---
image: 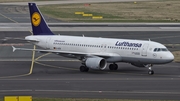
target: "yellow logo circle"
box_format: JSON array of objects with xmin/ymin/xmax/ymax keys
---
[{"xmin": 32, "ymin": 12, "xmax": 41, "ymax": 27}]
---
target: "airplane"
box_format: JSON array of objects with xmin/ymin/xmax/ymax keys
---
[{"xmin": 12, "ymin": 3, "xmax": 174, "ymax": 75}]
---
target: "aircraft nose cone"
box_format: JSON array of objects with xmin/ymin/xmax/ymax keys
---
[{"xmin": 167, "ymin": 53, "xmax": 174, "ymax": 62}]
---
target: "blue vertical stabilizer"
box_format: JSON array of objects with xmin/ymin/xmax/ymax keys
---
[{"xmin": 28, "ymin": 3, "xmax": 54, "ymax": 35}]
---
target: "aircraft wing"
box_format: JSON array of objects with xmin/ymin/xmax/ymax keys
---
[{"xmin": 12, "ymin": 46, "xmax": 120, "ymax": 58}]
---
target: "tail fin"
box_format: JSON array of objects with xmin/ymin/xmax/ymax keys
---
[{"xmin": 28, "ymin": 3, "xmax": 54, "ymax": 35}]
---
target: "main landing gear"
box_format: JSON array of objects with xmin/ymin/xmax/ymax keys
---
[
  {"xmin": 80, "ymin": 65, "xmax": 89, "ymax": 72},
  {"xmin": 79, "ymin": 58, "xmax": 89, "ymax": 72},
  {"xmin": 146, "ymin": 64, "xmax": 154, "ymax": 75},
  {"xmin": 109, "ymin": 63, "xmax": 118, "ymax": 70}
]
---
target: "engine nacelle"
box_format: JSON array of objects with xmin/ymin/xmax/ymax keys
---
[{"xmin": 85, "ymin": 57, "xmax": 107, "ymax": 70}]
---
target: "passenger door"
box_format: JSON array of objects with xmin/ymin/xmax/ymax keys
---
[
  {"xmin": 46, "ymin": 37, "xmax": 51, "ymax": 49},
  {"xmin": 141, "ymin": 43, "xmax": 149, "ymax": 56}
]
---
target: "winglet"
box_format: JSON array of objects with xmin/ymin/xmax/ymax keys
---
[{"xmin": 12, "ymin": 46, "xmax": 16, "ymax": 52}]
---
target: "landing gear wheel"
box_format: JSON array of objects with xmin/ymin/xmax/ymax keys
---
[
  {"xmin": 80, "ymin": 66, "xmax": 89, "ymax": 72},
  {"xmin": 148, "ymin": 70, "xmax": 154, "ymax": 75},
  {"xmin": 114, "ymin": 64, "xmax": 118, "ymax": 70},
  {"xmin": 109, "ymin": 64, "xmax": 118, "ymax": 70},
  {"xmin": 109, "ymin": 64, "xmax": 114, "ymax": 70},
  {"xmin": 85, "ymin": 67, "xmax": 89, "ymax": 72}
]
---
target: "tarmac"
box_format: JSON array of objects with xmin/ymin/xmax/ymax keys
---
[{"xmin": 0, "ymin": 1, "xmax": 180, "ymax": 100}]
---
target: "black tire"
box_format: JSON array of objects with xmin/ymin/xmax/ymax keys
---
[
  {"xmin": 80, "ymin": 66, "xmax": 89, "ymax": 72},
  {"xmin": 109, "ymin": 64, "xmax": 118, "ymax": 70},
  {"xmin": 109, "ymin": 64, "xmax": 114, "ymax": 70},
  {"xmin": 114, "ymin": 64, "xmax": 118, "ymax": 70},
  {"xmin": 80, "ymin": 66, "xmax": 85, "ymax": 72},
  {"xmin": 148, "ymin": 70, "xmax": 154, "ymax": 75},
  {"xmin": 85, "ymin": 67, "xmax": 89, "ymax": 72}
]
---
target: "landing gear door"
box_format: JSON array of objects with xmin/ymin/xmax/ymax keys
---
[{"xmin": 141, "ymin": 43, "xmax": 149, "ymax": 56}]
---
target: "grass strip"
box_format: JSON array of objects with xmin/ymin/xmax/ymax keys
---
[
  {"xmin": 39, "ymin": 0, "xmax": 180, "ymax": 22},
  {"xmin": 0, "ymin": 0, "xmax": 54, "ymax": 3}
]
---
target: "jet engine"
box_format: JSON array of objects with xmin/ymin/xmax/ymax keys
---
[{"xmin": 85, "ymin": 57, "xmax": 107, "ymax": 70}]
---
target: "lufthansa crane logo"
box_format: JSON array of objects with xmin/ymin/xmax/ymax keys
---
[{"xmin": 32, "ymin": 12, "xmax": 41, "ymax": 27}]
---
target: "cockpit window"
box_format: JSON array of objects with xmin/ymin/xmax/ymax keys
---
[
  {"xmin": 154, "ymin": 48, "xmax": 168, "ymax": 52},
  {"xmin": 161, "ymin": 48, "xmax": 168, "ymax": 51}
]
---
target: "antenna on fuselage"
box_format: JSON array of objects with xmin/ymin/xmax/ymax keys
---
[
  {"xmin": 149, "ymin": 39, "xmax": 151, "ymax": 41},
  {"xmin": 82, "ymin": 34, "xmax": 85, "ymax": 37}
]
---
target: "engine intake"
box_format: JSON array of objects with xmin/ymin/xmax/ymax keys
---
[{"xmin": 85, "ymin": 57, "xmax": 107, "ymax": 70}]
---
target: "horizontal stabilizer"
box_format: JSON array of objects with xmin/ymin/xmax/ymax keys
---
[
  {"xmin": 4, "ymin": 37, "xmax": 39, "ymax": 42},
  {"xmin": 12, "ymin": 46, "xmax": 16, "ymax": 52}
]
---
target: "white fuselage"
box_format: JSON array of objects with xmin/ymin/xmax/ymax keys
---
[{"xmin": 26, "ymin": 35, "xmax": 174, "ymax": 64}]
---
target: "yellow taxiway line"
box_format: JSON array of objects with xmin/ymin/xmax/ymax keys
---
[
  {"xmin": 35, "ymin": 53, "xmax": 52, "ymax": 61},
  {"xmin": 0, "ymin": 45, "xmax": 36, "ymax": 78},
  {"xmin": 29, "ymin": 45, "xmax": 36, "ymax": 74},
  {"xmin": 0, "ymin": 29, "xmax": 35, "ymax": 78}
]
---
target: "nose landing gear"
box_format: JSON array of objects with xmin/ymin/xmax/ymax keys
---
[{"xmin": 146, "ymin": 64, "xmax": 154, "ymax": 75}]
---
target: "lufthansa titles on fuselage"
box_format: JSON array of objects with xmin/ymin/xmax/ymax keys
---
[
  {"xmin": 53, "ymin": 40, "xmax": 65, "ymax": 44},
  {"xmin": 54, "ymin": 40, "xmax": 65, "ymax": 43},
  {"xmin": 115, "ymin": 41, "xmax": 142, "ymax": 47}
]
